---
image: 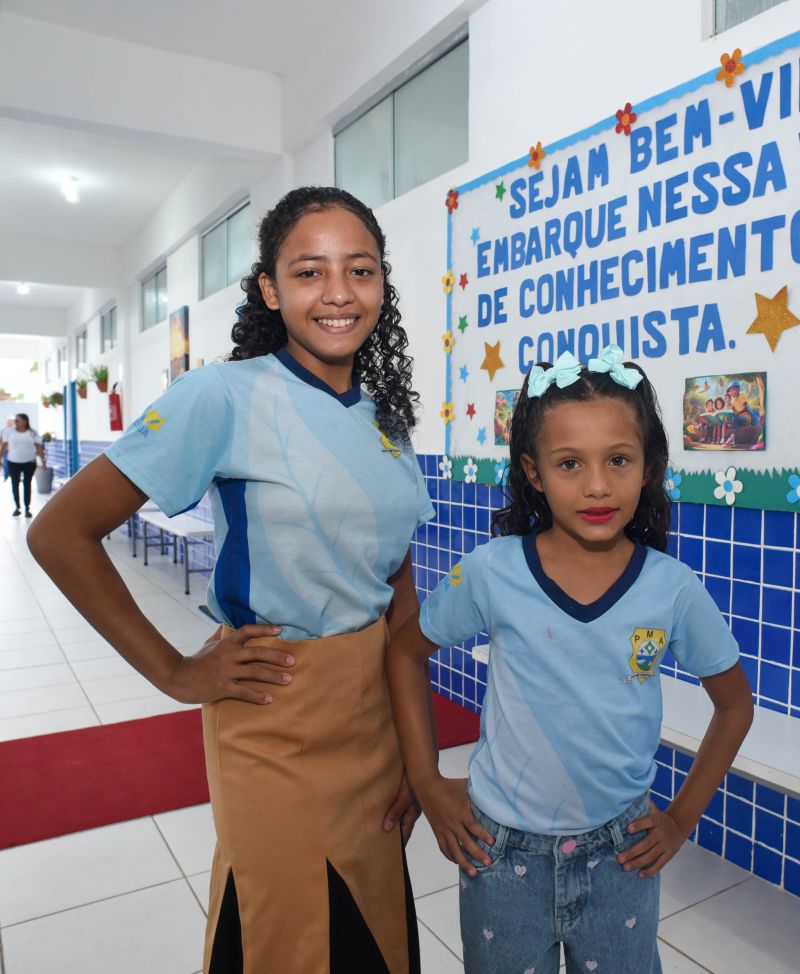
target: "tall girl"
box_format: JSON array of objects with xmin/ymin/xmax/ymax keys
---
[
  {"xmin": 387, "ymin": 347, "xmax": 753, "ymax": 974},
  {"xmin": 29, "ymin": 187, "xmax": 433, "ymax": 973}
]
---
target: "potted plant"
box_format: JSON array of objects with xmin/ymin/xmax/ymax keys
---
[
  {"xmin": 91, "ymin": 364, "xmax": 109, "ymax": 393},
  {"xmin": 41, "ymin": 393, "xmax": 51, "ymax": 409},
  {"xmin": 35, "ymin": 433, "xmax": 55, "ymax": 494},
  {"xmin": 76, "ymin": 377, "xmax": 88, "ymax": 399},
  {"xmin": 50, "ymin": 391, "xmax": 64, "ymax": 407}
]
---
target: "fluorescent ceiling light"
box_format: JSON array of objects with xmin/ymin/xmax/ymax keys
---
[
  {"xmin": 17, "ymin": 283, "xmax": 30, "ymax": 295},
  {"xmin": 61, "ymin": 176, "xmax": 79, "ymax": 204}
]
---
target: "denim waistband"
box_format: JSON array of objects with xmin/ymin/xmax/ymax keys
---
[{"xmin": 472, "ymin": 793, "xmax": 651, "ymax": 861}]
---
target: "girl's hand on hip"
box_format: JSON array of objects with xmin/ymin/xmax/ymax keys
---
[
  {"xmin": 617, "ymin": 801, "xmax": 684, "ymax": 877},
  {"xmin": 165, "ymin": 624, "xmax": 292, "ymax": 705},
  {"xmin": 417, "ymin": 776, "xmax": 495, "ymax": 877},
  {"xmin": 382, "ymin": 774, "xmax": 421, "ymax": 846}
]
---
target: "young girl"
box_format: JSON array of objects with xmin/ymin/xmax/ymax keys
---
[
  {"xmin": 29, "ymin": 187, "xmax": 433, "ymax": 974},
  {"xmin": 387, "ymin": 346, "xmax": 753, "ymax": 974}
]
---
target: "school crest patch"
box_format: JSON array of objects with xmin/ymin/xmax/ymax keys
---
[{"xmin": 623, "ymin": 627, "xmax": 668, "ymax": 684}]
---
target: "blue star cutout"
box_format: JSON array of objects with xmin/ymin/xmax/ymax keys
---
[
  {"xmin": 470, "ymin": 227, "xmax": 480, "ymax": 245},
  {"xmin": 476, "ymin": 427, "xmax": 487, "ymax": 445},
  {"xmin": 459, "ymin": 365, "xmax": 469, "ymax": 383}
]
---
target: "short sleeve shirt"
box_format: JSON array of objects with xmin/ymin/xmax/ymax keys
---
[
  {"xmin": 420, "ymin": 534, "xmax": 739, "ymax": 834},
  {"xmin": 106, "ymin": 349, "xmax": 434, "ymax": 639},
  {"xmin": 2, "ymin": 428, "xmax": 41, "ymax": 463}
]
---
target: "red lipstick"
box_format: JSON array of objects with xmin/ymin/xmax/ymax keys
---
[{"xmin": 579, "ymin": 508, "xmax": 617, "ymax": 524}]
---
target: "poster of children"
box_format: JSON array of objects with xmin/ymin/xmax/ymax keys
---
[
  {"xmin": 683, "ymin": 373, "xmax": 765, "ymax": 451},
  {"xmin": 494, "ymin": 388, "xmax": 520, "ymax": 445}
]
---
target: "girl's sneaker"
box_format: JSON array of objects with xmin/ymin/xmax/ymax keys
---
[
  {"xmin": 25, "ymin": 508, "xmax": 32, "ymax": 518},
  {"xmin": 12, "ymin": 508, "xmax": 21, "ymax": 516}
]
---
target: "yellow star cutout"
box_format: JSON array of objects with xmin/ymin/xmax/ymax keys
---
[
  {"xmin": 480, "ymin": 340, "xmax": 504, "ymax": 381},
  {"xmin": 746, "ymin": 285, "xmax": 800, "ymax": 352}
]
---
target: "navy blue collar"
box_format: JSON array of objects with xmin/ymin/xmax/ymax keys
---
[
  {"xmin": 273, "ymin": 346, "xmax": 361, "ymax": 407},
  {"xmin": 522, "ymin": 533, "xmax": 647, "ymax": 623}
]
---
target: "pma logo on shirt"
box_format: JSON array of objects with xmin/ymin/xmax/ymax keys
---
[
  {"xmin": 622, "ymin": 627, "xmax": 668, "ymax": 684},
  {"xmin": 132, "ymin": 410, "xmax": 164, "ymax": 438}
]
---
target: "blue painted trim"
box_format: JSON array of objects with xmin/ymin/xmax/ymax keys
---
[
  {"xmin": 455, "ymin": 29, "xmax": 800, "ymax": 196},
  {"xmin": 214, "ymin": 480, "xmax": 256, "ymax": 628},
  {"xmin": 68, "ymin": 381, "xmax": 80, "ymax": 475}
]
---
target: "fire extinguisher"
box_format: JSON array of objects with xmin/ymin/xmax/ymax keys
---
[{"xmin": 109, "ymin": 382, "xmax": 123, "ymax": 432}]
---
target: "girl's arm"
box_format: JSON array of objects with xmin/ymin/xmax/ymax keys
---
[
  {"xmin": 386, "ymin": 612, "xmax": 494, "ymax": 874},
  {"xmin": 27, "ymin": 455, "xmax": 292, "ymax": 704},
  {"xmin": 619, "ymin": 660, "xmax": 753, "ymax": 877}
]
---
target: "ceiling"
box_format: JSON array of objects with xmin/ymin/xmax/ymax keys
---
[{"xmin": 0, "ymin": 0, "xmax": 347, "ymax": 74}]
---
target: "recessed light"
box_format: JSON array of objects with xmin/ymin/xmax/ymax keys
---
[
  {"xmin": 60, "ymin": 176, "xmax": 79, "ymax": 204},
  {"xmin": 17, "ymin": 283, "xmax": 30, "ymax": 296}
]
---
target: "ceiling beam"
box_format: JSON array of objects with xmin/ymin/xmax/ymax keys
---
[
  {"xmin": 0, "ymin": 306, "xmax": 68, "ymax": 339},
  {"xmin": 0, "ymin": 234, "xmax": 121, "ymax": 290}
]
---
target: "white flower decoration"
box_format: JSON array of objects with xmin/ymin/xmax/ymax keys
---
[
  {"xmin": 463, "ymin": 458, "xmax": 478, "ymax": 483},
  {"xmin": 713, "ymin": 466, "xmax": 743, "ymax": 506},
  {"xmin": 439, "ymin": 455, "xmax": 452, "ymax": 480}
]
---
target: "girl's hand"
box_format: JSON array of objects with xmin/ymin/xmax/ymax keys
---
[
  {"xmin": 165, "ymin": 624, "xmax": 292, "ymax": 705},
  {"xmin": 416, "ymin": 776, "xmax": 495, "ymax": 877},
  {"xmin": 382, "ymin": 774, "xmax": 421, "ymax": 846},
  {"xmin": 617, "ymin": 801, "xmax": 685, "ymax": 877}
]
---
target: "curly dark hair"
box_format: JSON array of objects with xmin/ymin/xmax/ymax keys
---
[
  {"xmin": 230, "ymin": 186, "xmax": 418, "ymax": 441},
  {"xmin": 491, "ymin": 362, "xmax": 672, "ymax": 551}
]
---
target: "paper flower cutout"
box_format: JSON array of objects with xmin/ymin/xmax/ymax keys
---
[
  {"xmin": 440, "ymin": 401, "xmax": 455, "ymax": 424},
  {"xmin": 442, "ymin": 270, "xmax": 455, "ymax": 294},
  {"xmin": 464, "ymin": 458, "xmax": 478, "ymax": 484},
  {"xmin": 495, "ymin": 461, "xmax": 509, "ymax": 486},
  {"xmin": 445, "ymin": 188, "xmax": 459, "ymax": 213},
  {"xmin": 713, "ymin": 466, "xmax": 743, "ymax": 506},
  {"xmin": 442, "ymin": 331, "xmax": 456, "ymax": 353},
  {"xmin": 664, "ymin": 468, "xmax": 682, "ymax": 501},
  {"xmin": 615, "ymin": 103, "xmax": 637, "ymax": 135},
  {"xmin": 717, "ymin": 48, "xmax": 745, "ymax": 88},
  {"xmin": 459, "ymin": 272, "xmax": 469, "ymax": 290},
  {"xmin": 439, "ymin": 455, "xmax": 453, "ymax": 480},
  {"xmin": 786, "ymin": 473, "xmax": 800, "ymax": 504},
  {"xmin": 527, "ymin": 141, "xmax": 546, "ymax": 170}
]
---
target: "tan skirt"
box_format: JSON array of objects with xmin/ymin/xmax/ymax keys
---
[{"xmin": 201, "ymin": 616, "xmax": 418, "ymax": 973}]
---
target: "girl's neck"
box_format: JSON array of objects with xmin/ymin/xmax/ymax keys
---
[{"xmin": 535, "ymin": 526, "xmax": 635, "ymax": 606}]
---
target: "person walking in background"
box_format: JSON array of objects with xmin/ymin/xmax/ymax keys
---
[{"xmin": 0, "ymin": 413, "xmax": 45, "ymax": 517}]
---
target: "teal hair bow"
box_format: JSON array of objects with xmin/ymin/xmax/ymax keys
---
[
  {"xmin": 587, "ymin": 344, "xmax": 642, "ymax": 390},
  {"xmin": 525, "ymin": 345, "xmax": 642, "ymax": 398},
  {"xmin": 526, "ymin": 351, "xmax": 582, "ymax": 397}
]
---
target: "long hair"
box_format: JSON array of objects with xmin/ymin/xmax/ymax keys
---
[
  {"xmin": 492, "ymin": 362, "xmax": 672, "ymax": 551},
  {"xmin": 230, "ymin": 186, "xmax": 418, "ymax": 441}
]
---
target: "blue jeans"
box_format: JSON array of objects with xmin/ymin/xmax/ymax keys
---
[{"xmin": 460, "ymin": 794, "xmax": 662, "ymax": 974}]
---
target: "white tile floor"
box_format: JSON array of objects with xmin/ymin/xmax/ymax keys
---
[{"xmin": 1, "ymin": 499, "xmax": 799, "ymax": 972}]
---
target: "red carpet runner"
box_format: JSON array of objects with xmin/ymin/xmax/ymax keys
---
[{"xmin": 0, "ymin": 692, "xmax": 480, "ymax": 849}]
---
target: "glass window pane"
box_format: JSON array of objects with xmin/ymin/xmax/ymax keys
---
[
  {"xmin": 715, "ymin": 0, "xmax": 785, "ymax": 31},
  {"xmin": 142, "ymin": 277, "xmax": 156, "ymax": 330},
  {"xmin": 227, "ymin": 205, "xmax": 252, "ymax": 286},
  {"xmin": 335, "ymin": 96, "xmax": 394, "ymax": 209},
  {"xmin": 202, "ymin": 222, "xmax": 227, "ymax": 298},
  {"xmin": 394, "ymin": 42, "xmax": 468, "ymax": 196},
  {"xmin": 155, "ymin": 268, "xmax": 168, "ymax": 323}
]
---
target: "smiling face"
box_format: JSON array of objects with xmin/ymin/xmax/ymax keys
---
[
  {"xmin": 258, "ymin": 206, "xmax": 384, "ymax": 388},
  {"xmin": 520, "ymin": 396, "xmax": 646, "ymax": 551}
]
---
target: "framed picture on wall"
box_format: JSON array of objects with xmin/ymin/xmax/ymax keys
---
[
  {"xmin": 169, "ymin": 305, "xmax": 190, "ymax": 383},
  {"xmin": 683, "ymin": 373, "xmax": 766, "ymax": 452}
]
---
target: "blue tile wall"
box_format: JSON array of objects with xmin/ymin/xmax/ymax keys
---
[{"xmin": 413, "ymin": 455, "xmax": 799, "ymax": 898}]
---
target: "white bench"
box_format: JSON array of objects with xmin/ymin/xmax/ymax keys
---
[
  {"xmin": 128, "ymin": 502, "xmax": 160, "ymax": 558},
  {"xmin": 138, "ymin": 509, "xmax": 214, "ymax": 595}
]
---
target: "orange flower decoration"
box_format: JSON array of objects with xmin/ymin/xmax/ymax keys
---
[
  {"xmin": 615, "ymin": 102, "xmax": 637, "ymax": 136},
  {"xmin": 717, "ymin": 48, "xmax": 745, "ymax": 88},
  {"xmin": 440, "ymin": 401, "xmax": 455, "ymax": 424},
  {"xmin": 445, "ymin": 188, "xmax": 459, "ymax": 213},
  {"xmin": 528, "ymin": 141, "xmax": 546, "ymax": 170},
  {"xmin": 442, "ymin": 270, "xmax": 456, "ymax": 294},
  {"xmin": 441, "ymin": 331, "xmax": 456, "ymax": 353}
]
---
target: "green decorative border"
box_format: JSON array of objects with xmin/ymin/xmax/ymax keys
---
[{"xmin": 441, "ymin": 458, "xmax": 800, "ymax": 513}]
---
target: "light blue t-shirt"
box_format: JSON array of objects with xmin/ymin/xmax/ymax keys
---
[
  {"xmin": 107, "ymin": 349, "xmax": 434, "ymax": 640},
  {"xmin": 420, "ymin": 534, "xmax": 739, "ymax": 835}
]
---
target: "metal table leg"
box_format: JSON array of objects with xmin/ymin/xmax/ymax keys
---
[{"xmin": 184, "ymin": 537, "xmax": 190, "ymax": 595}]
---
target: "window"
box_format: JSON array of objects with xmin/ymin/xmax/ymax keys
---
[
  {"xmin": 56, "ymin": 346, "xmax": 67, "ymax": 380},
  {"xmin": 714, "ymin": 0, "xmax": 787, "ymax": 32},
  {"xmin": 76, "ymin": 328, "xmax": 87, "ymax": 365},
  {"xmin": 335, "ymin": 38, "xmax": 468, "ymax": 208},
  {"xmin": 100, "ymin": 307, "xmax": 117, "ymax": 352},
  {"xmin": 201, "ymin": 202, "xmax": 252, "ymax": 299},
  {"xmin": 142, "ymin": 266, "xmax": 167, "ymax": 330}
]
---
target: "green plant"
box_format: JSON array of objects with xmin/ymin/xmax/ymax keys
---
[
  {"xmin": 50, "ymin": 391, "xmax": 64, "ymax": 406},
  {"xmin": 90, "ymin": 364, "xmax": 109, "ymax": 382}
]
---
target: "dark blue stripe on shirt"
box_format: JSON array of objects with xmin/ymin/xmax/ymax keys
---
[{"xmin": 214, "ymin": 479, "xmax": 256, "ymax": 628}]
